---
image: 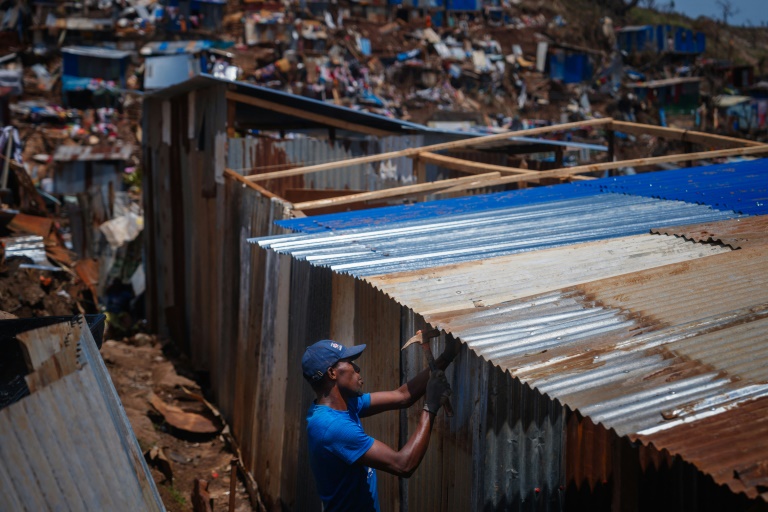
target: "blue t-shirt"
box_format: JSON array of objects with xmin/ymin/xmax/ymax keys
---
[{"xmin": 306, "ymin": 394, "xmax": 379, "ymax": 512}]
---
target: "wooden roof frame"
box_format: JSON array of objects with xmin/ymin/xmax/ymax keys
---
[{"xmin": 224, "ymin": 119, "xmax": 768, "ymax": 216}]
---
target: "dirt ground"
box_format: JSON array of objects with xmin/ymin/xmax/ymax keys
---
[{"xmin": 102, "ymin": 335, "xmax": 257, "ymax": 512}]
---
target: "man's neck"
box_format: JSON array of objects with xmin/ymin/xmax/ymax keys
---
[{"xmin": 316, "ymin": 387, "xmax": 348, "ymax": 411}]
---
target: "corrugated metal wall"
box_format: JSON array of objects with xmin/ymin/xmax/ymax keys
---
[{"xmin": 227, "ymin": 134, "xmax": 425, "ymax": 198}]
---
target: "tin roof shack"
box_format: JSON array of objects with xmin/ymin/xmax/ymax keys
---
[
  {"xmin": 0, "ymin": 53, "xmax": 22, "ymax": 125},
  {"xmin": 747, "ymin": 81, "xmax": 768, "ymax": 100},
  {"xmin": 547, "ymin": 44, "xmax": 597, "ymax": 85},
  {"xmin": 617, "ymin": 25, "xmax": 705, "ymax": 55},
  {"xmin": 617, "ymin": 25, "xmax": 705, "ymax": 67},
  {"xmin": 52, "ymin": 143, "xmax": 135, "ymax": 259},
  {"xmin": 140, "ymin": 41, "xmax": 215, "ymax": 90},
  {"xmin": 141, "ymin": 77, "xmax": 626, "ymax": 508},
  {"xmin": 161, "ymin": 0, "xmax": 226, "ymax": 32},
  {"xmin": 61, "ymin": 46, "xmax": 132, "ymax": 109},
  {"xmin": 632, "ymin": 77, "xmax": 701, "ymax": 116},
  {"xmin": 715, "ymin": 64, "xmax": 755, "ymax": 90},
  {"xmin": 712, "ymin": 95, "xmax": 765, "ymax": 133},
  {"xmin": 0, "ymin": 314, "xmax": 164, "ymax": 511},
  {"xmin": 244, "ymin": 11, "xmax": 291, "ymax": 46},
  {"xmin": 252, "ymin": 160, "xmax": 768, "ymax": 511},
  {"xmin": 141, "ymin": 80, "xmax": 768, "ymax": 508}
]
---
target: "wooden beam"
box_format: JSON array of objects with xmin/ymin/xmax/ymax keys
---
[
  {"xmin": 414, "ymin": 157, "xmax": 427, "ymax": 183},
  {"xmin": 609, "ymin": 121, "xmax": 763, "ymax": 148},
  {"xmin": 243, "ymin": 118, "xmax": 613, "ymax": 182},
  {"xmin": 434, "ymin": 144, "xmax": 768, "ymax": 195},
  {"xmin": 292, "ymin": 172, "xmax": 501, "ymax": 211},
  {"xmin": 223, "ymin": 168, "xmax": 284, "ymax": 200},
  {"xmin": 225, "ymin": 91, "xmax": 395, "ymax": 138},
  {"xmin": 415, "ymin": 152, "xmax": 534, "ymax": 175},
  {"xmin": 227, "ymin": 99, "xmax": 236, "ymax": 138}
]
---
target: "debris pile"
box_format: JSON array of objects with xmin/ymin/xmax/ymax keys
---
[{"xmin": 101, "ymin": 333, "xmax": 262, "ymax": 511}]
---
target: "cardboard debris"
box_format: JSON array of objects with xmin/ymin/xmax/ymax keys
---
[{"xmin": 149, "ymin": 392, "xmax": 221, "ymax": 434}]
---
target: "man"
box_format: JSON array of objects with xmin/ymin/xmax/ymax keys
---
[{"xmin": 301, "ymin": 336, "xmax": 457, "ymax": 512}]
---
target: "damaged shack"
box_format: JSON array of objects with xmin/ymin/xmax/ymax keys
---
[
  {"xmin": 252, "ymin": 160, "xmax": 768, "ymax": 510},
  {"xmin": 142, "ymin": 67, "xmax": 768, "ymax": 509}
]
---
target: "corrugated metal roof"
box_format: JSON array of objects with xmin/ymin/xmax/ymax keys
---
[
  {"xmin": 277, "ymin": 181, "xmax": 600, "ymax": 233},
  {"xmin": 253, "ymin": 182, "xmax": 768, "ymax": 500},
  {"xmin": 53, "ymin": 144, "xmax": 134, "ymax": 162},
  {"xmin": 61, "ymin": 46, "xmax": 132, "ymax": 59},
  {"xmin": 633, "ymin": 77, "xmax": 702, "ymax": 87},
  {"xmin": 650, "ymin": 215, "xmax": 768, "ymax": 249},
  {"xmin": 277, "ymin": 159, "xmax": 768, "ymax": 233},
  {"xmin": 143, "ymin": 75, "xmax": 440, "ymax": 135},
  {"xmin": 257, "ymin": 194, "xmax": 739, "ymax": 276},
  {"xmin": 140, "ymin": 40, "xmax": 215, "ymax": 56},
  {"xmin": 580, "ymin": 159, "xmax": 768, "ymax": 215},
  {"xmin": 420, "ymin": 248, "xmax": 768, "ymax": 500},
  {"xmin": 364, "ymin": 234, "xmax": 731, "ymax": 315}
]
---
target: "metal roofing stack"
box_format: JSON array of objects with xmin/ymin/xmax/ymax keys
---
[{"xmin": 253, "ymin": 160, "xmax": 768, "ymax": 500}]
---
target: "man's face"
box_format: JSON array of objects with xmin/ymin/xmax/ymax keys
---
[{"xmin": 332, "ymin": 358, "xmax": 364, "ymax": 398}]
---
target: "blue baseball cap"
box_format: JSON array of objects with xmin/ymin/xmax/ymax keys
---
[{"xmin": 302, "ymin": 340, "xmax": 366, "ymax": 382}]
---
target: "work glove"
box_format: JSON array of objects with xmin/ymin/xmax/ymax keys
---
[
  {"xmin": 436, "ymin": 336, "xmax": 459, "ymax": 368},
  {"xmin": 423, "ymin": 370, "xmax": 452, "ymax": 415}
]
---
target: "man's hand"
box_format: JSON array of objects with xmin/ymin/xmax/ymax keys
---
[{"xmin": 423, "ymin": 370, "xmax": 451, "ymax": 415}]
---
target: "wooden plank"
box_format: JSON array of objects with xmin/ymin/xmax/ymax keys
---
[
  {"xmin": 224, "ymin": 168, "xmax": 283, "ymax": 200},
  {"xmin": 283, "ymin": 188, "xmax": 365, "ymax": 204},
  {"xmin": 292, "ymin": 172, "xmax": 501, "ymax": 211},
  {"xmin": 609, "ymin": 120, "xmax": 764, "ymax": 148},
  {"xmin": 243, "ymin": 118, "xmax": 613, "ymax": 182},
  {"xmin": 415, "ymin": 152, "xmax": 534, "ymax": 175},
  {"xmin": 227, "ymin": 99, "xmax": 237, "ymax": 138},
  {"xmin": 434, "ymin": 144, "xmax": 768, "ymax": 194},
  {"xmin": 414, "ymin": 157, "xmax": 427, "ymax": 184},
  {"xmin": 226, "ymin": 91, "xmax": 395, "ymax": 138}
]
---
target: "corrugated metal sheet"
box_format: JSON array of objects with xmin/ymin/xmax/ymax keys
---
[
  {"xmin": 257, "ymin": 194, "xmax": 739, "ymax": 276},
  {"xmin": 277, "ymin": 181, "xmax": 600, "ymax": 233},
  {"xmin": 144, "ymin": 74, "xmax": 438, "ymax": 134},
  {"xmin": 53, "ymin": 143, "xmax": 134, "ymax": 161},
  {"xmin": 0, "ymin": 316, "xmax": 164, "ymax": 511},
  {"xmin": 581, "ymin": 159, "xmax": 768, "ymax": 215},
  {"xmin": 227, "ymin": 135, "xmax": 423, "ymax": 198},
  {"xmin": 277, "ymin": 158, "xmax": 768, "ymax": 233},
  {"xmin": 253, "ymin": 198, "xmax": 768, "ymax": 500},
  {"xmin": 0, "ymin": 235, "xmax": 48, "ymax": 263},
  {"xmin": 364, "ymin": 234, "xmax": 731, "ymax": 315},
  {"xmin": 650, "ymin": 215, "xmax": 768, "ymax": 249}
]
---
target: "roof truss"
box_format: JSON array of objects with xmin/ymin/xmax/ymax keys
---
[{"xmin": 224, "ymin": 119, "xmax": 768, "ymax": 216}]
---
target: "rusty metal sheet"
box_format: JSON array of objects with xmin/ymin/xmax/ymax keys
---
[
  {"xmin": 420, "ymin": 248, "xmax": 768, "ymax": 499},
  {"xmin": 366, "ymin": 234, "xmax": 730, "ymax": 315},
  {"xmin": 227, "ymin": 135, "xmax": 423, "ymax": 199},
  {"xmin": 53, "ymin": 144, "xmax": 134, "ymax": 162},
  {"xmin": 651, "ymin": 214, "xmax": 768, "ymax": 249},
  {"xmin": 256, "ymin": 214, "xmax": 768, "ymax": 500}
]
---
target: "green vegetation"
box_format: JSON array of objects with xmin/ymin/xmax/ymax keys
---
[
  {"xmin": 628, "ymin": 7, "xmax": 693, "ymax": 29},
  {"xmin": 168, "ymin": 485, "xmax": 187, "ymax": 507}
]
